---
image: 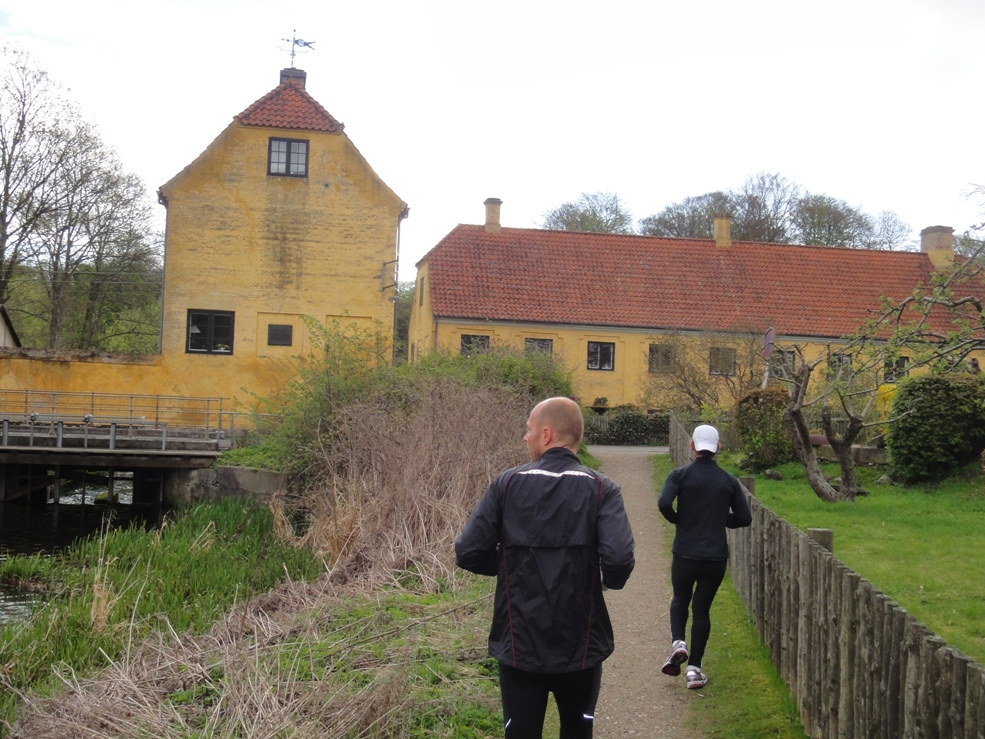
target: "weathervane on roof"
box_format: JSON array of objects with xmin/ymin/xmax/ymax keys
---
[{"xmin": 282, "ymin": 30, "xmax": 315, "ymax": 66}]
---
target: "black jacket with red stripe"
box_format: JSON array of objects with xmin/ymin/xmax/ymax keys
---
[{"xmin": 455, "ymin": 447, "xmax": 635, "ymax": 673}]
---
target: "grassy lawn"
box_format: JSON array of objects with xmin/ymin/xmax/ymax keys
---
[
  {"xmin": 652, "ymin": 454, "xmax": 805, "ymax": 738},
  {"xmin": 716, "ymin": 453, "xmax": 985, "ymax": 665}
]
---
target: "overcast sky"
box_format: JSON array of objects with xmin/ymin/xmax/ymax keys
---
[{"xmin": 2, "ymin": 0, "xmax": 984, "ymax": 279}]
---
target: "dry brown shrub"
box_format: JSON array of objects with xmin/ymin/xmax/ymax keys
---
[{"xmin": 293, "ymin": 377, "xmax": 528, "ymax": 588}]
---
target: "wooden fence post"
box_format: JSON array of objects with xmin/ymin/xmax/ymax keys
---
[
  {"xmin": 809, "ymin": 527, "xmax": 834, "ymax": 552},
  {"xmin": 740, "ymin": 475, "xmax": 756, "ymax": 496}
]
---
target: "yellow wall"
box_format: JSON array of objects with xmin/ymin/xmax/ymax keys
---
[{"xmin": 0, "ymin": 119, "xmax": 406, "ymax": 413}]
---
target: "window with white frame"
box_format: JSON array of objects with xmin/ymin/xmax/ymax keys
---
[
  {"xmin": 460, "ymin": 334, "xmax": 490, "ymax": 356},
  {"xmin": 884, "ymin": 356, "xmax": 909, "ymax": 383},
  {"xmin": 588, "ymin": 341, "xmax": 615, "ymax": 371},
  {"xmin": 648, "ymin": 343, "xmax": 674, "ymax": 373},
  {"xmin": 524, "ymin": 338, "xmax": 553, "ymax": 355},
  {"xmin": 268, "ymin": 138, "xmax": 309, "ymax": 177},
  {"xmin": 709, "ymin": 346, "xmax": 736, "ymax": 376},
  {"xmin": 187, "ymin": 310, "xmax": 234, "ymax": 354}
]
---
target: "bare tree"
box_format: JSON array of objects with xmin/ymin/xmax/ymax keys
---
[
  {"xmin": 638, "ymin": 172, "xmax": 910, "ymax": 249},
  {"xmin": 541, "ymin": 192, "xmax": 634, "ymax": 234},
  {"xmin": 0, "ymin": 47, "xmax": 77, "ymax": 302},
  {"xmin": 640, "ymin": 330, "xmax": 765, "ymax": 415},
  {"xmin": 792, "ymin": 193, "xmax": 873, "ymax": 248},
  {"xmin": 28, "ymin": 124, "xmax": 157, "ymax": 349},
  {"xmin": 638, "ymin": 191, "xmax": 732, "ymax": 238}
]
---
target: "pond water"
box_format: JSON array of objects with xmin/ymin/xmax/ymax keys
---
[{"xmin": 0, "ymin": 480, "xmax": 165, "ymax": 625}]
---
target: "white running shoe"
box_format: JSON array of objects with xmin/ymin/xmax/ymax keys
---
[
  {"xmin": 686, "ymin": 665, "xmax": 708, "ymax": 689},
  {"xmin": 661, "ymin": 640, "xmax": 689, "ymax": 676}
]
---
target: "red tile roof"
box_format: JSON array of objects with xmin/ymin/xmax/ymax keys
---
[
  {"xmin": 236, "ymin": 79, "xmax": 344, "ymax": 133},
  {"xmin": 422, "ymin": 225, "xmax": 964, "ymax": 340}
]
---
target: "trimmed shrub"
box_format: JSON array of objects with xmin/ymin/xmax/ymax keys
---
[
  {"xmin": 734, "ymin": 387, "xmax": 794, "ymax": 471},
  {"xmin": 886, "ymin": 373, "xmax": 985, "ymax": 482},
  {"xmin": 584, "ymin": 410, "xmax": 670, "ymax": 445}
]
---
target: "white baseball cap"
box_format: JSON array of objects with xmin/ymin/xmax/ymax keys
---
[{"xmin": 692, "ymin": 424, "xmax": 720, "ymax": 453}]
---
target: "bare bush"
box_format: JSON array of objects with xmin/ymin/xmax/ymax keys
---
[{"xmin": 293, "ymin": 377, "xmax": 528, "ymax": 588}]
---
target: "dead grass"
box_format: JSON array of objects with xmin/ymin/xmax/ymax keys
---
[{"xmin": 6, "ymin": 378, "xmax": 524, "ymax": 737}]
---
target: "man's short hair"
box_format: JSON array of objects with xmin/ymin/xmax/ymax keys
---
[{"xmin": 534, "ymin": 397, "xmax": 584, "ymax": 448}]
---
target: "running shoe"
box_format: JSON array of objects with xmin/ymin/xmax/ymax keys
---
[
  {"xmin": 686, "ymin": 665, "xmax": 708, "ymax": 689},
  {"xmin": 661, "ymin": 640, "xmax": 689, "ymax": 676}
]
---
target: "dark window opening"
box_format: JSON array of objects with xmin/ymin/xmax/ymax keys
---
[
  {"xmin": 461, "ymin": 334, "xmax": 490, "ymax": 356},
  {"xmin": 588, "ymin": 341, "xmax": 615, "ymax": 371},
  {"xmin": 267, "ymin": 324, "xmax": 293, "ymax": 346},
  {"xmin": 187, "ymin": 310, "xmax": 234, "ymax": 354},
  {"xmin": 709, "ymin": 346, "xmax": 736, "ymax": 376},
  {"xmin": 770, "ymin": 349, "xmax": 796, "ymax": 380},
  {"xmin": 648, "ymin": 343, "xmax": 674, "ymax": 373},
  {"xmin": 525, "ymin": 338, "xmax": 553, "ymax": 354},
  {"xmin": 268, "ymin": 138, "xmax": 309, "ymax": 177},
  {"xmin": 884, "ymin": 356, "xmax": 909, "ymax": 383}
]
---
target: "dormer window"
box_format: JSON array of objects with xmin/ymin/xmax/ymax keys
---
[{"xmin": 268, "ymin": 138, "xmax": 308, "ymax": 177}]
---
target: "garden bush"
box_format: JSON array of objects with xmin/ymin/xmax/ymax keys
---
[
  {"xmin": 734, "ymin": 387, "xmax": 794, "ymax": 470},
  {"xmin": 886, "ymin": 373, "xmax": 985, "ymax": 482},
  {"xmin": 584, "ymin": 410, "xmax": 670, "ymax": 445}
]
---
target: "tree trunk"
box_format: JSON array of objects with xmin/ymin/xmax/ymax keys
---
[
  {"xmin": 783, "ymin": 402, "xmax": 852, "ymax": 503},
  {"xmin": 823, "ymin": 407, "xmax": 863, "ymax": 501}
]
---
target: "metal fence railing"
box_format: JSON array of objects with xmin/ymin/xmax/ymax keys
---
[{"xmin": 0, "ymin": 390, "xmax": 226, "ymax": 439}]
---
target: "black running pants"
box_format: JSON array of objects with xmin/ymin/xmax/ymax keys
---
[
  {"xmin": 498, "ymin": 662, "xmax": 602, "ymax": 738},
  {"xmin": 669, "ymin": 555, "xmax": 728, "ymax": 668}
]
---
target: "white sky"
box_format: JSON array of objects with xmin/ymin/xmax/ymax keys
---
[{"xmin": 2, "ymin": 0, "xmax": 984, "ymax": 280}]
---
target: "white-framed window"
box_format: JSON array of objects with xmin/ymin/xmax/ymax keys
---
[
  {"xmin": 524, "ymin": 338, "xmax": 553, "ymax": 355},
  {"xmin": 648, "ymin": 343, "xmax": 674, "ymax": 373},
  {"xmin": 884, "ymin": 356, "xmax": 909, "ymax": 383},
  {"xmin": 588, "ymin": 341, "xmax": 615, "ymax": 371},
  {"xmin": 187, "ymin": 310, "xmax": 234, "ymax": 354},
  {"xmin": 461, "ymin": 334, "xmax": 490, "ymax": 356},
  {"xmin": 709, "ymin": 346, "xmax": 736, "ymax": 376},
  {"xmin": 268, "ymin": 138, "xmax": 309, "ymax": 177}
]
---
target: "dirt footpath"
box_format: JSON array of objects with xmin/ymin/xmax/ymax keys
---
[{"xmin": 591, "ymin": 447, "xmax": 694, "ymax": 738}]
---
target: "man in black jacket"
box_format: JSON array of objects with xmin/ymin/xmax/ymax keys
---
[
  {"xmin": 658, "ymin": 423, "xmax": 752, "ymax": 690},
  {"xmin": 455, "ymin": 396, "xmax": 635, "ymax": 738}
]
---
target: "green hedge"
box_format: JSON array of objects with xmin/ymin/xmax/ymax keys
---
[
  {"xmin": 886, "ymin": 373, "xmax": 985, "ymax": 482},
  {"xmin": 584, "ymin": 411, "xmax": 670, "ymax": 445}
]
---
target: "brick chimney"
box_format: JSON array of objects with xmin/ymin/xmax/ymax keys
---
[
  {"xmin": 714, "ymin": 216, "xmax": 732, "ymax": 248},
  {"xmin": 920, "ymin": 225, "xmax": 954, "ymax": 268},
  {"xmin": 484, "ymin": 198, "xmax": 503, "ymax": 234},
  {"xmin": 280, "ymin": 68, "xmax": 306, "ymax": 88}
]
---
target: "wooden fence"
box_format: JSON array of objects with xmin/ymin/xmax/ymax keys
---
[{"xmin": 668, "ymin": 415, "xmax": 985, "ymax": 738}]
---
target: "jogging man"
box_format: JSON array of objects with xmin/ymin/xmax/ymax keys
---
[
  {"xmin": 658, "ymin": 423, "xmax": 752, "ymax": 689},
  {"xmin": 455, "ymin": 396, "xmax": 635, "ymax": 738}
]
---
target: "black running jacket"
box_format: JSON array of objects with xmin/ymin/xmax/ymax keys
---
[{"xmin": 455, "ymin": 447, "xmax": 636, "ymax": 673}]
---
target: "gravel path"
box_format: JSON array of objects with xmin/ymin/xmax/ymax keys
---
[{"xmin": 591, "ymin": 447, "xmax": 694, "ymax": 738}]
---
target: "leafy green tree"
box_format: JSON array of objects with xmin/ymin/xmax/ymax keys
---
[
  {"xmin": 391, "ymin": 280, "xmax": 414, "ymax": 364},
  {"xmin": 541, "ymin": 192, "xmax": 634, "ymax": 234}
]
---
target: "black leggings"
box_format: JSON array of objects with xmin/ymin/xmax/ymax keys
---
[
  {"xmin": 669, "ymin": 556, "xmax": 728, "ymax": 668},
  {"xmin": 498, "ymin": 662, "xmax": 602, "ymax": 738}
]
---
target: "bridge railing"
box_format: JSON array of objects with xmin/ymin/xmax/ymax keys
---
[{"xmin": 0, "ymin": 390, "xmax": 226, "ymax": 444}]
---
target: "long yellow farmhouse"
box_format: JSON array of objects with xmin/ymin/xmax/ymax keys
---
[
  {"xmin": 0, "ymin": 68, "xmax": 407, "ymax": 423},
  {"xmin": 409, "ymin": 199, "xmax": 965, "ymax": 409}
]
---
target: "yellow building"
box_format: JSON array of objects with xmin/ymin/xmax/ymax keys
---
[
  {"xmin": 410, "ymin": 200, "xmax": 966, "ymax": 409},
  {"xmin": 0, "ymin": 68, "xmax": 407, "ymax": 421}
]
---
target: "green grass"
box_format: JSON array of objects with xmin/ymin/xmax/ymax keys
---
[
  {"xmin": 652, "ymin": 454, "xmax": 805, "ymax": 738},
  {"xmin": 0, "ymin": 501, "xmax": 324, "ymax": 730},
  {"xmin": 714, "ymin": 453, "xmax": 985, "ymax": 665}
]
